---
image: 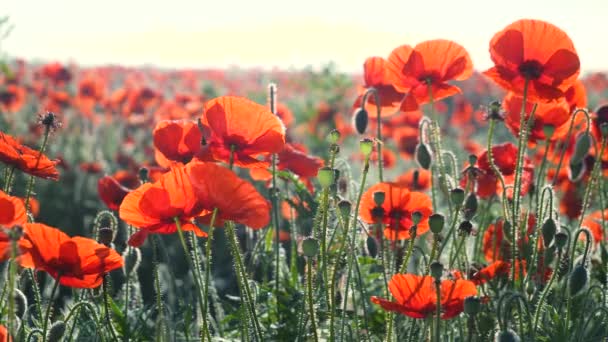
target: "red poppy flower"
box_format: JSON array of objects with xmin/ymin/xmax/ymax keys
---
[
  {"xmin": 465, "ymin": 142, "xmax": 534, "ymax": 199},
  {"xmin": 482, "ymin": 215, "xmax": 536, "ymax": 262},
  {"xmin": 190, "ymin": 162, "xmax": 271, "ymax": 229},
  {"xmin": 0, "ymin": 190, "xmax": 27, "ymax": 227},
  {"xmin": 483, "ymin": 19, "xmax": 580, "ymax": 102},
  {"xmin": 360, "ymin": 182, "xmax": 433, "ymax": 240},
  {"xmin": 392, "ymin": 126, "xmax": 419, "ymax": 160},
  {"xmin": 0, "ymin": 84, "xmax": 26, "ymax": 113},
  {"xmin": 371, "ymin": 274, "xmax": 477, "ymax": 319},
  {"xmin": 119, "ymin": 164, "xmax": 207, "ymax": 245},
  {"xmin": 197, "ymin": 96, "xmax": 286, "ymax": 167},
  {"xmin": 395, "ymin": 169, "xmax": 431, "ymax": 191},
  {"xmin": 153, "ymin": 120, "xmax": 202, "ymax": 164},
  {"xmin": 565, "ymin": 80, "xmax": 587, "ymax": 112},
  {"xmin": 353, "ymin": 57, "xmax": 405, "ymax": 117},
  {"xmin": 276, "ymin": 103, "xmax": 294, "ymax": 127},
  {"xmin": 471, "ymin": 261, "xmax": 510, "ymax": 285},
  {"xmin": 581, "ymin": 210, "xmax": 608, "ymax": 245},
  {"xmin": 382, "ymin": 110, "xmax": 422, "ymax": 137},
  {"xmin": 80, "ymin": 162, "xmax": 104, "ymax": 174},
  {"xmin": 98, "ymin": 175, "xmax": 133, "ymax": 211},
  {"xmin": 386, "ymin": 40, "xmax": 473, "ymax": 111},
  {"xmin": 0, "ymin": 324, "xmax": 10, "ymax": 342},
  {"xmin": 17, "ymin": 223, "xmax": 123, "ymax": 288},
  {"xmin": 0, "ymin": 229, "xmax": 11, "ymax": 262},
  {"xmin": 503, "ymin": 92, "xmax": 571, "ymax": 144},
  {"xmin": 0, "ymin": 132, "xmax": 59, "ymax": 180},
  {"xmin": 76, "ymin": 76, "xmax": 105, "ymax": 116}
]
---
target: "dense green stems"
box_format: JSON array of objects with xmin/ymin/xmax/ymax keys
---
[
  {"xmin": 123, "ymin": 225, "xmax": 133, "ymax": 342},
  {"xmin": 318, "ymin": 186, "xmax": 331, "ymax": 307},
  {"xmin": 28, "ymin": 269, "xmax": 44, "ymax": 326},
  {"xmin": 533, "ymin": 136, "xmax": 552, "ymax": 211},
  {"xmin": 532, "ymin": 248, "xmax": 561, "ymax": 338},
  {"xmin": 306, "ymin": 257, "xmax": 319, "ymax": 342},
  {"xmin": 225, "ymin": 221, "xmax": 263, "ymax": 340},
  {"xmin": 449, "ymin": 235, "xmax": 467, "ymax": 269},
  {"xmin": 6, "ymin": 241, "xmax": 17, "ymax": 337},
  {"xmin": 152, "ymin": 236, "xmax": 166, "ymax": 341},
  {"xmin": 525, "ymin": 187, "xmax": 554, "ymax": 287},
  {"xmin": 102, "ymin": 275, "xmax": 120, "ymax": 342},
  {"xmin": 2, "ymin": 166, "xmax": 14, "ymax": 193},
  {"xmin": 329, "ymin": 202, "xmax": 351, "ymax": 342},
  {"xmin": 201, "ymin": 208, "xmax": 218, "ymax": 341},
  {"xmin": 426, "ymin": 82, "xmax": 452, "ymax": 213},
  {"xmin": 42, "ymin": 277, "xmax": 61, "ymax": 342},
  {"xmin": 577, "ymin": 136, "xmax": 607, "ymax": 231},
  {"xmin": 551, "ymin": 109, "xmax": 591, "ymax": 186},
  {"xmin": 268, "ymin": 83, "xmax": 282, "ymax": 298},
  {"xmin": 174, "ymin": 217, "xmax": 207, "ymax": 341},
  {"xmin": 434, "ymin": 280, "xmax": 441, "ymax": 342},
  {"xmin": 398, "ymin": 231, "xmax": 417, "ymax": 274},
  {"xmin": 437, "ymin": 208, "xmax": 460, "ymax": 258},
  {"xmin": 486, "ymin": 118, "xmax": 510, "ymax": 220},
  {"xmin": 25, "ymin": 124, "xmax": 51, "ymax": 210}
]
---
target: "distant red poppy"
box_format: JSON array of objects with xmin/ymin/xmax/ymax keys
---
[
  {"xmin": 153, "ymin": 120, "xmax": 202, "ymax": 164},
  {"xmin": 386, "ymin": 40, "xmax": 473, "ymax": 111},
  {"xmin": 0, "ymin": 132, "xmax": 59, "ymax": 180},
  {"xmin": 392, "ymin": 126, "xmax": 419, "ymax": 160},
  {"xmin": 465, "ymin": 142, "xmax": 534, "ymax": 199},
  {"xmin": 483, "ymin": 19, "xmax": 580, "ymax": 102},
  {"xmin": 0, "ymin": 84, "xmax": 26, "ymax": 113},
  {"xmin": 395, "ymin": 169, "xmax": 431, "ymax": 191},
  {"xmin": 17, "ymin": 223, "xmax": 123, "ymax": 288},
  {"xmin": 503, "ymin": 92, "xmax": 571, "ymax": 144},
  {"xmin": 359, "ymin": 182, "xmax": 433, "ymax": 240},
  {"xmin": 197, "ymin": 96, "xmax": 286, "ymax": 167},
  {"xmin": 0, "ymin": 229, "xmax": 11, "ymax": 262},
  {"xmin": 98, "ymin": 175, "xmax": 133, "ymax": 211},
  {"xmin": 80, "ymin": 162, "xmax": 104, "ymax": 174},
  {"xmin": 353, "ymin": 57, "xmax": 405, "ymax": 117},
  {"xmin": 382, "ymin": 110, "xmax": 422, "ymax": 137},
  {"xmin": 249, "ymin": 143, "xmax": 324, "ymax": 181},
  {"xmin": 470, "ymin": 261, "xmax": 510, "ymax": 285},
  {"xmin": 76, "ymin": 76, "xmax": 105, "ymax": 116},
  {"xmin": 581, "ymin": 210, "xmax": 608, "ymax": 245},
  {"xmin": 119, "ymin": 164, "xmax": 207, "ymax": 246},
  {"xmin": 482, "ymin": 215, "xmax": 536, "ymax": 262},
  {"xmin": 0, "ymin": 190, "xmax": 27, "ymax": 227},
  {"xmin": 190, "ymin": 162, "xmax": 271, "ymax": 229},
  {"xmin": 371, "ymin": 274, "xmax": 477, "ymax": 319}
]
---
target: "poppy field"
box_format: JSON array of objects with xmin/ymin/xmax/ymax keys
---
[{"xmin": 2, "ymin": 17, "xmax": 608, "ymax": 341}]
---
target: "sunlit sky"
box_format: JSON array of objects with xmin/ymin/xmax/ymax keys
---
[{"xmin": 3, "ymin": 0, "xmax": 608, "ymax": 73}]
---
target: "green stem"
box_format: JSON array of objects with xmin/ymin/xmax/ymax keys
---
[
  {"xmin": 398, "ymin": 231, "xmax": 417, "ymax": 274},
  {"xmin": 42, "ymin": 277, "xmax": 61, "ymax": 342},
  {"xmin": 487, "ymin": 118, "xmax": 510, "ymax": 220},
  {"xmin": 360, "ymin": 87, "xmax": 383, "ymax": 182},
  {"xmin": 25, "ymin": 124, "xmax": 51, "ymax": 210},
  {"xmin": 201, "ymin": 208, "xmax": 218, "ymax": 341},
  {"xmin": 532, "ymin": 248, "xmax": 561, "ymax": 338},
  {"xmin": 102, "ymin": 275, "xmax": 120, "ymax": 342},
  {"xmin": 577, "ymin": 137, "xmax": 607, "ymax": 230},
  {"xmin": 306, "ymin": 258, "xmax": 319, "ymax": 342},
  {"xmin": 434, "ymin": 280, "xmax": 441, "ymax": 342}
]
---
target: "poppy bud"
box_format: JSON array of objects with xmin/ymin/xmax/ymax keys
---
[
  {"xmin": 450, "ymin": 188, "xmax": 465, "ymax": 207},
  {"xmin": 459, "ymin": 221, "xmax": 473, "ymax": 235},
  {"xmin": 373, "ymin": 191, "xmax": 385, "ymax": 206},
  {"xmin": 568, "ymin": 160, "xmax": 585, "ymax": 182},
  {"xmin": 124, "ymin": 247, "xmax": 142, "ymax": 275},
  {"xmin": 138, "ymin": 167, "xmax": 149, "ymax": 183},
  {"xmin": 359, "ymin": 138, "xmax": 374, "ymax": 157},
  {"xmin": 468, "ymin": 154, "xmax": 477, "ymax": 166},
  {"xmin": 338, "ymin": 200, "xmax": 351, "ymax": 221},
  {"xmin": 328, "ymin": 129, "xmax": 341, "ymax": 144},
  {"xmin": 98, "ymin": 227, "xmax": 114, "ymax": 246},
  {"xmin": 487, "ymin": 100, "xmax": 504, "ymax": 121},
  {"xmin": 353, "ymin": 107, "xmax": 369, "ymax": 134},
  {"xmin": 338, "ymin": 177, "xmax": 348, "ymax": 194},
  {"xmin": 555, "ymin": 231, "xmax": 569, "ymax": 250},
  {"xmin": 371, "ymin": 207, "xmax": 385, "ymax": 221},
  {"xmin": 494, "ymin": 329, "xmax": 521, "ymax": 342},
  {"xmin": 541, "ymin": 218, "xmax": 557, "ymax": 247},
  {"xmin": 366, "ymin": 236, "xmax": 378, "ymax": 258},
  {"xmin": 302, "ymin": 237, "xmax": 319, "ymax": 257},
  {"xmin": 48, "ymin": 321, "xmax": 66, "ymax": 342},
  {"xmin": 571, "ymin": 132, "xmax": 591, "ymax": 165},
  {"xmin": 568, "ymin": 264, "xmax": 588, "ymax": 296},
  {"xmin": 415, "ymin": 143, "xmax": 432, "ymax": 170},
  {"xmin": 601, "ymin": 123, "xmax": 608, "ymax": 138},
  {"xmin": 411, "ymin": 211, "xmax": 423, "ymax": 225},
  {"xmin": 14, "ymin": 288, "xmax": 27, "ymax": 319},
  {"xmin": 38, "ymin": 111, "xmax": 61, "ymax": 131},
  {"xmin": 463, "ymin": 296, "xmax": 481, "ymax": 315},
  {"xmin": 544, "ymin": 245, "xmax": 556, "ymax": 266},
  {"xmin": 430, "ymin": 261, "xmax": 444, "ymax": 281},
  {"xmin": 429, "ymin": 214, "xmax": 445, "ymax": 234},
  {"xmin": 542, "ymin": 124, "xmax": 555, "ymax": 139},
  {"xmin": 463, "ymin": 193, "xmax": 478, "ymax": 220},
  {"xmin": 317, "ymin": 167, "xmax": 335, "ymax": 189}
]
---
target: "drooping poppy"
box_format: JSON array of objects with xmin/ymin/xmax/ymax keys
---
[
  {"xmin": 0, "ymin": 190, "xmax": 27, "ymax": 227},
  {"xmin": 464, "ymin": 142, "xmax": 534, "ymax": 199},
  {"xmin": 119, "ymin": 164, "xmax": 207, "ymax": 246},
  {"xmin": 197, "ymin": 96, "xmax": 286, "ymax": 167},
  {"xmin": 483, "ymin": 19, "xmax": 580, "ymax": 102},
  {"xmin": 371, "ymin": 274, "xmax": 477, "ymax": 319},
  {"xmin": 0, "ymin": 132, "xmax": 59, "ymax": 180},
  {"xmin": 353, "ymin": 56, "xmax": 406, "ymax": 117},
  {"xmin": 153, "ymin": 120, "xmax": 202, "ymax": 165},
  {"xmin": 189, "ymin": 162, "xmax": 271, "ymax": 229},
  {"xmin": 386, "ymin": 40, "xmax": 473, "ymax": 111},
  {"xmin": 503, "ymin": 92, "xmax": 571, "ymax": 144},
  {"xmin": 359, "ymin": 182, "xmax": 433, "ymax": 240},
  {"xmin": 17, "ymin": 223, "xmax": 123, "ymax": 288}
]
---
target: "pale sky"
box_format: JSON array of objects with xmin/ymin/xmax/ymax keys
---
[{"xmin": 3, "ymin": 0, "xmax": 608, "ymax": 73}]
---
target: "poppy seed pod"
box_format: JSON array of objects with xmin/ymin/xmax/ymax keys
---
[
  {"xmin": 468, "ymin": 154, "xmax": 478, "ymax": 166},
  {"xmin": 360, "ymin": 138, "xmax": 374, "ymax": 157},
  {"xmin": 569, "ymin": 264, "xmax": 588, "ymax": 296},
  {"xmin": 568, "ymin": 160, "xmax": 586, "ymax": 182},
  {"xmin": 555, "ymin": 231, "xmax": 569, "ymax": 250},
  {"xmin": 463, "ymin": 296, "xmax": 481, "ymax": 315},
  {"xmin": 487, "ymin": 100, "xmax": 504, "ymax": 121},
  {"xmin": 353, "ymin": 107, "xmax": 369, "ymax": 134},
  {"xmin": 317, "ymin": 167, "xmax": 335, "ymax": 189},
  {"xmin": 373, "ymin": 191, "xmax": 386, "ymax": 206},
  {"xmin": 138, "ymin": 167, "xmax": 149, "ymax": 183},
  {"xmin": 459, "ymin": 221, "xmax": 473, "ymax": 235},
  {"xmin": 542, "ymin": 124, "xmax": 556, "ymax": 139},
  {"xmin": 450, "ymin": 188, "xmax": 465, "ymax": 207},
  {"xmin": 429, "ymin": 214, "xmax": 445, "ymax": 234},
  {"xmin": 411, "ymin": 211, "xmax": 423, "ymax": 225},
  {"xmin": 463, "ymin": 193, "xmax": 478, "ymax": 220},
  {"xmin": 48, "ymin": 321, "xmax": 66, "ymax": 342},
  {"xmin": 430, "ymin": 261, "xmax": 444, "ymax": 280},
  {"xmin": 366, "ymin": 236, "xmax": 378, "ymax": 258},
  {"xmin": 338, "ymin": 200, "xmax": 352, "ymax": 221},
  {"xmin": 302, "ymin": 237, "xmax": 320, "ymax": 257},
  {"xmin": 494, "ymin": 329, "xmax": 521, "ymax": 342},
  {"xmin": 571, "ymin": 132, "xmax": 591, "ymax": 164},
  {"xmin": 97, "ymin": 227, "xmax": 115, "ymax": 246},
  {"xmin": 415, "ymin": 143, "xmax": 432, "ymax": 170},
  {"xmin": 541, "ymin": 217, "xmax": 557, "ymax": 247},
  {"xmin": 328, "ymin": 129, "xmax": 341, "ymax": 144}
]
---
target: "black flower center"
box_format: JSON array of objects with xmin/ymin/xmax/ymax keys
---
[{"xmin": 518, "ymin": 60, "xmax": 544, "ymax": 80}]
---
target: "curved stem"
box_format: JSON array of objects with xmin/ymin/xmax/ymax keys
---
[
  {"xmin": 361, "ymin": 87, "xmax": 383, "ymax": 182},
  {"xmin": 577, "ymin": 136, "xmax": 607, "ymax": 231},
  {"xmin": 42, "ymin": 277, "xmax": 61, "ymax": 342},
  {"xmin": 552, "ymin": 108, "xmax": 591, "ymax": 185},
  {"xmin": 532, "ymin": 248, "xmax": 561, "ymax": 338}
]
